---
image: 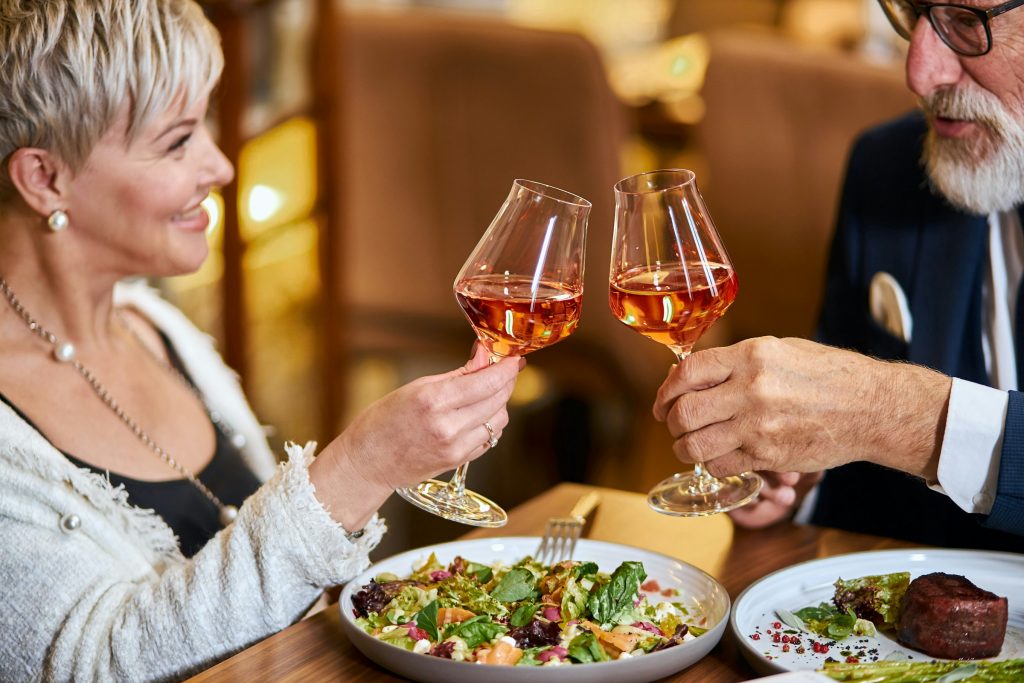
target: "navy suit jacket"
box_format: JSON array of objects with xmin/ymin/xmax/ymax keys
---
[{"xmin": 811, "ymin": 112, "xmax": 1024, "ymax": 549}]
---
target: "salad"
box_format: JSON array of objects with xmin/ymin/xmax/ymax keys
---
[
  {"xmin": 776, "ymin": 572, "xmax": 911, "ymax": 642},
  {"xmin": 350, "ymin": 553, "xmax": 708, "ymax": 666}
]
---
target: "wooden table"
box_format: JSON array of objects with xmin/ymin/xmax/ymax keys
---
[{"xmin": 188, "ymin": 483, "xmax": 914, "ymax": 682}]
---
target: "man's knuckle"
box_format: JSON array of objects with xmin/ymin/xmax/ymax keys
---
[
  {"xmin": 673, "ymin": 398, "xmax": 700, "ymax": 433},
  {"xmin": 748, "ymin": 336, "xmax": 781, "ymax": 364},
  {"xmin": 748, "ymin": 372, "xmax": 773, "ymax": 401},
  {"xmin": 679, "ymin": 430, "xmax": 711, "ymax": 460}
]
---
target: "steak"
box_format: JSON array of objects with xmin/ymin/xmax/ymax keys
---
[{"xmin": 897, "ymin": 572, "xmax": 1007, "ymax": 659}]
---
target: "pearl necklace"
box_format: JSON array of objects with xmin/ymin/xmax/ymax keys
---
[{"xmin": 0, "ymin": 277, "xmax": 241, "ymax": 526}]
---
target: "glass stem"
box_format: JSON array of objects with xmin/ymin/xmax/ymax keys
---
[
  {"xmin": 446, "ymin": 351, "xmax": 502, "ymax": 498},
  {"xmin": 448, "ymin": 463, "xmax": 469, "ymax": 496},
  {"xmin": 673, "ymin": 348, "xmax": 717, "ymax": 490}
]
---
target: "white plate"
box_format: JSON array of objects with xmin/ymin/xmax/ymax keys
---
[
  {"xmin": 730, "ymin": 548, "xmax": 1024, "ymax": 675},
  {"xmin": 339, "ymin": 536, "xmax": 730, "ymax": 683}
]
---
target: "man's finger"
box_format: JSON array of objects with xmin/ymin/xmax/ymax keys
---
[
  {"xmin": 703, "ymin": 449, "xmax": 758, "ymax": 478},
  {"xmin": 671, "ymin": 422, "xmax": 742, "ymax": 465},
  {"xmin": 665, "ymin": 381, "xmax": 741, "ymax": 437},
  {"xmin": 653, "ymin": 347, "xmax": 734, "ymax": 421}
]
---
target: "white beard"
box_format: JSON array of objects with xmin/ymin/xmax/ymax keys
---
[{"xmin": 921, "ymin": 85, "xmax": 1024, "ymax": 215}]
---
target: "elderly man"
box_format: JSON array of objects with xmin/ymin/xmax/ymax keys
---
[{"xmin": 654, "ymin": 0, "xmax": 1024, "ymax": 548}]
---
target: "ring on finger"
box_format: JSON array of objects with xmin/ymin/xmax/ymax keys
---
[{"xmin": 483, "ymin": 421, "xmax": 499, "ymax": 449}]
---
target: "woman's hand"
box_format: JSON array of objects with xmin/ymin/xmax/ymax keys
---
[
  {"xmin": 309, "ymin": 345, "xmax": 523, "ymax": 531},
  {"xmin": 727, "ymin": 471, "xmax": 822, "ymax": 529}
]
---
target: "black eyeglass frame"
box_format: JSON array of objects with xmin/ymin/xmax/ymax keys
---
[{"xmin": 880, "ymin": 0, "xmax": 1024, "ymax": 56}]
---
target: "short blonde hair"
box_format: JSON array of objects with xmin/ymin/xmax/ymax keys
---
[{"xmin": 0, "ymin": 0, "xmax": 224, "ymax": 200}]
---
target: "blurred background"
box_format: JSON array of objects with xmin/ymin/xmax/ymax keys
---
[{"xmin": 184, "ymin": 0, "xmax": 916, "ymax": 557}]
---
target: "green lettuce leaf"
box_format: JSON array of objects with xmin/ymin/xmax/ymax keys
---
[
  {"xmin": 438, "ymin": 574, "xmax": 506, "ymax": 617},
  {"xmin": 567, "ymin": 632, "xmax": 609, "ymax": 663},
  {"xmin": 491, "ymin": 568, "xmax": 537, "ymax": 603},
  {"xmin": 516, "ymin": 646, "xmax": 547, "ymax": 666},
  {"xmin": 560, "ymin": 577, "xmax": 590, "ymax": 622},
  {"xmin": 588, "ymin": 561, "xmax": 647, "ymax": 624},
  {"xmin": 833, "ymin": 572, "xmax": 910, "ymax": 631},
  {"xmin": 415, "ymin": 600, "xmax": 439, "ymax": 642},
  {"xmin": 573, "ymin": 562, "xmax": 599, "ymax": 579},
  {"xmin": 465, "ymin": 561, "xmax": 494, "ymax": 584},
  {"xmin": 792, "ymin": 603, "xmax": 859, "ymax": 639},
  {"xmin": 450, "ymin": 615, "xmax": 507, "ymax": 649},
  {"xmin": 510, "ymin": 601, "xmax": 538, "ymax": 627}
]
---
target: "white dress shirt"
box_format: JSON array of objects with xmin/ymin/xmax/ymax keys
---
[{"xmin": 933, "ymin": 210, "xmax": 1023, "ymax": 514}]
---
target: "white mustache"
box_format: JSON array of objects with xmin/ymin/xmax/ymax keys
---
[
  {"xmin": 920, "ymin": 87, "xmax": 1008, "ymax": 139},
  {"xmin": 920, "ymin": 83, "xmax": 1024, "ymax": 214}
]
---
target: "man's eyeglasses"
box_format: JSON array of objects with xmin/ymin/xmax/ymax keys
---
[{"xmin": 878, "ymin": 0, "xmax": 1024, "ymax": 56}]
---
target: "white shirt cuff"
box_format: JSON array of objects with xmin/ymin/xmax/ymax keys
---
[{"xmin": 931, "ymin": 378, "xmax": 1006, "ymax": 514}]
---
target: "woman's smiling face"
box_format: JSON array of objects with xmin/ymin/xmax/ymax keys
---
[{"xmin": 62, "ymin": 93, "xmax": 234, "ymax": 278}]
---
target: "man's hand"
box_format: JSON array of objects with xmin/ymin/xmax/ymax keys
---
[{"xmin": 653, "ymin": 337, "xmax": 951, "ymax": 482}]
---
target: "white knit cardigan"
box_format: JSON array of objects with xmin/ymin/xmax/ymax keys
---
[{"xmin": 0, "ymin": 282, "xmax": 385, "ymax": 682}]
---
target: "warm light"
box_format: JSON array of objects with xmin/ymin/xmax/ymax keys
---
[
  {"xmin": 201, "ymin": 193, "xmax": 223, "ymax": 236},
  {"xmin": 238, "ymin": 117, "xmax": 318, "ymax": 242},
  {"xmin": 343, "ymin": 356, "xmax": 402, "ymax": 424},
  {"xmin": 247, "ymin": 184, "xmax": 285, "ymax": 223},
  {"xmin": 510, "ymin": 364, "xmax": 548, "ymax": 406},
  {"xmin": 242, "ymin": 218, "xmax": 320, "ymax": 319}
]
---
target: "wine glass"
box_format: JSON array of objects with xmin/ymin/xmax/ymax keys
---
[
  {"xmin": 608, "ymin": 169, "xmax": 762, "ymax": 516},
  {"xmin": 397, "ymin": 179, "xmax": 591, "ymax": 527}
]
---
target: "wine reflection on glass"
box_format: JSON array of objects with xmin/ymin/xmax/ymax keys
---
[
  {"xmin": 608, "ymin": 169, "xmax": 762, "ymax": 516},
  {"xmin": 396, "ymin": 179, "xmax": 591, "ymax": 527}
]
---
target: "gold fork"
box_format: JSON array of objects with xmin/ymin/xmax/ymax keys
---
[{"xmin": 534, "ymin": 491, "xmax": 601, "ymax": 565}]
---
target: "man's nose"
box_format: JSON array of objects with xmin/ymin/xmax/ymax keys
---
[{"xmin": 905, "ymin": 14, "xmax": 965, "ymax": 98}]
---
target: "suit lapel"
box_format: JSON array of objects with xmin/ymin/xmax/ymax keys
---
[{"xmin": 907, "ymin": 198, "xmax": 988, "ymax": 380}]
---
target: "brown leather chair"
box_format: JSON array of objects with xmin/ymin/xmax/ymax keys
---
[
  {"xmin": 667, "ymin": 0, "xmax": 784, "ymax": 37},
  {"xmin": 328, "ymin": 10, "xmax": 665, "ymax": 553},
  {"xmin": 337, "ymin": 11, "xmax": 624, "ymax": 353},
  {"xmin": 696, "ymin": 29, "xmax": 915, "ymax": 342}
]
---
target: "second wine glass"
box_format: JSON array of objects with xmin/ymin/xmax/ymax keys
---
[
  {"xmin": 608, "ymin": 169, "xmax": 762, "ymax": 516},
  {"xmin": 396, "ymin": 179, "xmax": 591, "ymax": 527}
]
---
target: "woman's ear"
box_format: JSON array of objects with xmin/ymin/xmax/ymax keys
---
[{"xmin": 6, "ymin": 148, "xmax": 71, "ymax": 216}]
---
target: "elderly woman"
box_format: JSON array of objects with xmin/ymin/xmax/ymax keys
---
[{"xmin": 0, "ymin": 1, "xmax": 520, "ymax": 679}]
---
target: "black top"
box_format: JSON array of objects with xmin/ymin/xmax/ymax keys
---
[{"xmin": 0, "ymin": 333, "xmax": 261, "ymax": 557}]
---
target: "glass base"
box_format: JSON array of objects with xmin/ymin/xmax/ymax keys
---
[
  {"xmin": 647, "ymin": 470, "xmax": 762, "ymax": 517},
  {"xmin": 396, "ymin": 480, "xmax": 508, "ymax": 528}
]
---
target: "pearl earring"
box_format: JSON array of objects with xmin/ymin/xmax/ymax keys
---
[{"xmin": 47, "ymin": 209, "xmax": 69, "ymax": 232}]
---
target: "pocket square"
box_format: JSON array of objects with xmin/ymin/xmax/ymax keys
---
[{"xmin": 869, "ymin": 271, "xmax": 912, "ymax": 343}]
